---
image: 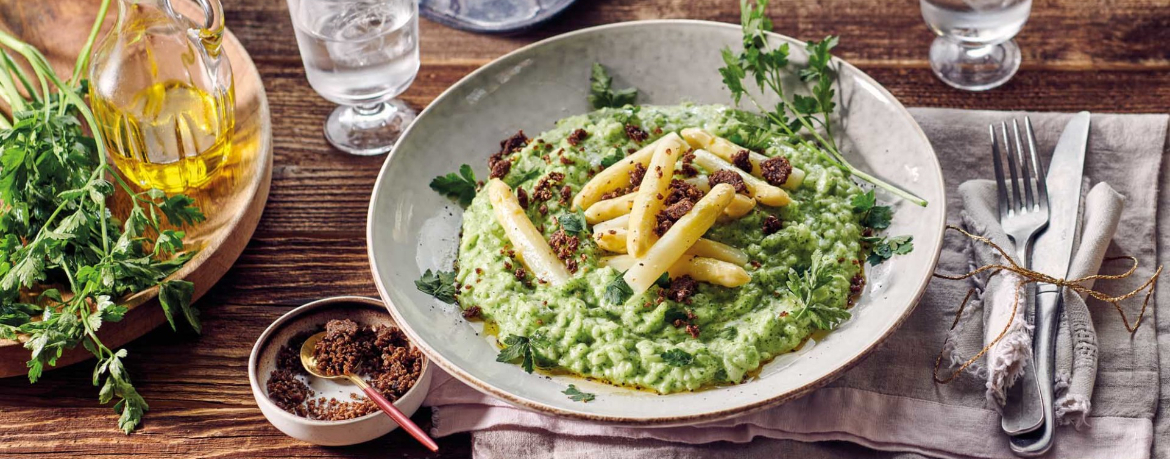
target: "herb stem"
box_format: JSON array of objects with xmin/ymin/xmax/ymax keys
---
[
  {"xmin": 72, "ymin": 0, "xmax": 112, "ymax": 86},
  {"xmin": 2, "ymin": 51, "xmax": 39, "ymax": 103}
]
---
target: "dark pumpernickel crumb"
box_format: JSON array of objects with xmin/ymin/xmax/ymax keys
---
[
  {"xmin": 625, "ymin": 124, "xmax": 649, "ymax": 143},
  {"xmin": 654, "ymin": 200, "xmax": 694, "ymax": 236},
  {"xmin": 678, "ymin": 153, "xmax": 699, "ymax": 178},
  {"xmin": 462, "ymin": 305, "xmax": 482, "ymax": 319},
  {"xmin": 666, "ymin": 275, "xmax": 699, "ymax": 303},
  {"xmin": 762, "ymin": 215, "xmax": 783, "ymax": 235},
  {"xmin": 548, "ymin": 229, "xmax": 581, "ymax": 271},
  {"xmin": 516, "ymin": 187, "xmax": 529, "ymax": 209},
  {"xmin": 267, "ymin": 320, "xmax": 423, "ymax": 421},
  {"xmin": 489, "ymin": 131, "xmax": 528, "ymax": 179},
  {"xmin": 664, "ymin": 179, "xmax": 703, "ymax": 207},
  {"xmin": 559, "ymin": 185, "xmax": 572, "ymax": 205},
  {"xmin": 532, "ymin": 172, "xmax": 565, "ymax": 202},
  {"xmin": 567, "ymin": 128, "xmax": 589, "ymax": 146},
  {"xmin": 731, "ymin": 149, "xmax": 753, "ymax": 172},
  {"xmin": 514, "ymin": 267, "xmax": 528, "ymax": 282},
  {"xmin": 628, "ymin": 163, "xmax": 647, "ymax": 186},
  {"xmin": 313, "ymin": 319, "xmax": 378, "ymax": 377},
  {"xmin": 266, "ymin": 369, "xmax": 312, "ymax": 416},
  {"xmin": 600, "ymin": 188, "xmax": 630, "ymax": 201},
  {"xmin": 489, "ymin": 157, "xmax": 512, "ymax": 179},
  {"xmin": 708, "ymin": 169, "xmax": 747, "ymax": 193},
  {"xmin": 760, "ymin": 156, "xmax": 792, "ymax": 187}
]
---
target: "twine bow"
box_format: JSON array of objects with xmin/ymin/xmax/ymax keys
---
[{"xmin": 932, "ymin": 225, "xmax": 1162, "ymax": 384}]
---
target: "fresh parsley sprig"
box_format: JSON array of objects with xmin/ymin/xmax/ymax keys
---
[
  {"xmin": 864, "ymin": 235, "xmax": 914, "ymax": 266},
  {"xmin": 496, "ymin": 334, "xmax": 540, "ymax": 373},
  {"xmin": 785, "ymin": 252, "xmax": 851, "ymax": 330},
  {"xmin": 719, "ymin": 0, "xmax": 927, "ymax": 207},
  {"xmin": 563, "ymin": 384, "xmax": 596, "ymax": 402},
  {"xmin": 415, "ymin": 269, "xmax": 458, "ymax": 303},
  {"xmin": 0, "ymin": 0, "xmax": 204, "ymax": 433},
  {"xmin": 852, "ymin": 189, "xmax": 913, "ymax": 265},
  {"xmin": 604, "ymin": 272, "xmax": 633, "ymax": 305},
  {"xmin": 851, "ymin": 189, "xmax": 892, "ymax": 230},
  {"xmin": 588, "ymin": 63, "xmax": 638, "ymax": 109},
  {"xmin": 429, "ymin": 164, "xmax": 478, "ymax": 207}
]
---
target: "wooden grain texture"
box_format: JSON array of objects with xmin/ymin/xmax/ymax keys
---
[{"xmin": 1, "ymin": 0, "xmax": 1168, "ymax": 457}]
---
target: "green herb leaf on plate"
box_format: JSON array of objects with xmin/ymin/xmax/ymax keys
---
[
  {"xmin": 588, "ymin": 63, "xmax": 638, "ymax": 109},
  {"xmin": 562, "ymin": 384, "xmax": 596, "ymax": 402},
  {"xmin": 496, "ymin": 335, "xmax": 537, "ymax": 373},
  {"xmin": 864, "ymin": 235, "xmax": 913, "ymax": 266},
  {"xmin": 660, "ymin": 348, "xmax": 694, "ymax": 367},
  {"xmin": 604, "ymin": 272, "xmax": 634, "ymax": 305},
  {"xmin": 430, "ymin": 164, "xmax": 478, "ymax": 207},
  {"xmin": 558, "ymin": 210, "xmax": 588, "ymax": 234},
  {"xmin": 415, "ymin": 269, "xmax": 458, "ymax": 303}
]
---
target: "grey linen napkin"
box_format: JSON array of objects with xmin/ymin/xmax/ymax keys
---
[
  {"xmin": 435, "ymin": 109, "xmax": 1168, "ymax": 459},
  {"xmin": 952, "ymin": 179, "xmax": 1123, "ymax": 427}
]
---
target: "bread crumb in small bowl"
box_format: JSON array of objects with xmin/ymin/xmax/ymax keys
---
[{"xmin": 248, "ymin": 296, "xmax": 433, "ymax": 446}]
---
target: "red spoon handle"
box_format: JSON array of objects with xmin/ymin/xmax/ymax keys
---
[{"xmin": 362, "ymin": 386, "xmax": 439, "ymax": 452}]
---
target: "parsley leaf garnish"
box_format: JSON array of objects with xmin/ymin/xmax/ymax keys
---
[
  {"xmin": 496, "ymin": 335, "xmax": 538, "ymax": 373},
  {"xmin": 563, "ymin": 384, "xmax": 596, "ymax": 402},
  {"xmin": 558, "ymin": 210, "xmax": 587, "ymax": 234},
  {"xmin": 851, "ymin": 189, "xmax": 892, "ymax": 230},
  {"xmin": 864, "ymin": 235, "xmax": 914, "ymax": 266},
  {"xmin": 588, "ymin": 63, "xmax": 638, "ymax": 109},
  {"xmin": 785, "ymin": 252, "xmax": 851, "ymax": 330},
  {"xmin": 719, "ymin": 1, "xmax": 926, "ymax": 207},
  {"xmin": 415, "ymin": 269, "xmax": 458, "ymax": 303},
  {"xmin": 655, "ymin": 272, "xmax": 671, "ymax": 289},
  {"xmin": 430, "ymin": 164, "xmax": 478, "ymax": 207},
  {"xmin": 505, "ymin": 168, "xmax": 542, "ymax": 188},
  {"xmin": 660, "ymin": 348, "xmax": 694, "ymax": 367},
  {"xmin": 599, "ymin": 148, "xmax": 625, "ymax": 168},
  {"xmin": 604, "ymin": 272, "xmax": 634, "ymax": 305}
]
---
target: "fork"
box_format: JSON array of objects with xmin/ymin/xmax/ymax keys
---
[{"xmin": 990, "ymin": 118, "xmax": 1050, "ymax": 436}]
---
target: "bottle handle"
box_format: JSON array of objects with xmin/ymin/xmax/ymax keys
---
[{"xmin": 162, "ymin": 0, "xmax": 226, "ymax": 58}]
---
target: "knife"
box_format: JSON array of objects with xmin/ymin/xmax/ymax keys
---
[{"xmin": 1009, "ymin": 111, "xmax": 1090, "ymax": 457}]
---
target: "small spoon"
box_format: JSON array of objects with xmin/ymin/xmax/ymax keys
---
[{"xmin": 300, "ymin": 331, "xmax": 439, "ymax": 452}]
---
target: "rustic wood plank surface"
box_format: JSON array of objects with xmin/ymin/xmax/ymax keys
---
[{"xmin": 1, "ymin": 0, "xmax": 1167, "ymax": 457}]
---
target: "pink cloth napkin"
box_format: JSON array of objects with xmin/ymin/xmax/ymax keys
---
[{"xmin": 422, "ymin": 369, "xmax": 1149, "ymax": 459}]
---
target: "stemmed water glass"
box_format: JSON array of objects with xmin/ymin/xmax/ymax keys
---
[
  {"xmin": 287, "ymin": 0, "xmax": 421, "ymax": 155},
  {"xmin": 920, "ymin": 0, "xmax": 1032, "ymax": 91}
]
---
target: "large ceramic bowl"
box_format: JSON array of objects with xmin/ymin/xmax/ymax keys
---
[{"xmin": 367, "ymin": 20, "xmax": 946, "ymax": 426}]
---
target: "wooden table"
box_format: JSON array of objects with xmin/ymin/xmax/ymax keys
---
[{"xmin": 1, "ymin": 0, "xmax": 1166, "ymax": 457}]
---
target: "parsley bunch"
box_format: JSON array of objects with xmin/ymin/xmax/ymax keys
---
[
  {"xmin": 719, "ymin": 0, "xmax": 927, "ymax": 207},
  {"xmin": 0, "ymin": 0, "xmax": 204, "ymax": 433}
]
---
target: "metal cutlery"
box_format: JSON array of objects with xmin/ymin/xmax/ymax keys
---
[
  {"xmin": 991, "ymin": 118, "xmax": 1049, "ymax": 437},
  {"xmin": 1008, "ymin": 111, "xmax": 1091, "ymax": 457}
]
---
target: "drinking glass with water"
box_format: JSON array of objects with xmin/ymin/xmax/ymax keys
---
[
  {"xmin": 920, "ymin": 0, "xmax": 1031, "ymax": 91},
  {"xmin": 287, "ymin": 0, "xmax": 420, "ymax": 155}
]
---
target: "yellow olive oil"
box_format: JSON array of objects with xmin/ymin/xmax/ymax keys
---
[{"xmin": 91, "ymin": 80, "xmax": 234, "ymax": 192}]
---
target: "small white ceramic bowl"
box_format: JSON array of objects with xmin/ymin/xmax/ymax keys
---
[{"xmin": 248, "ymin": 296, "xmax": 433, "ymax": 446}]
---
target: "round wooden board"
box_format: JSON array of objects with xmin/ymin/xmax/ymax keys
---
[{"xmin": 0, "ymin": 0, "xmax": 273, "ymax": 377}]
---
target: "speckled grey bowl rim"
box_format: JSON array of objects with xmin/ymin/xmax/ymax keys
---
[{"xmin": 246, "ymin": 296, "xmax": 431, "ymax": 427}]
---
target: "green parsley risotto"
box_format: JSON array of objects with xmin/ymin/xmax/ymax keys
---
[{"xmin": 453, "ymin": 104, "xmax": 866, "ymax": 393}]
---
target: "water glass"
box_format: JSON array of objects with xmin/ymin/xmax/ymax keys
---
[
  {"xmin": 287, "ymin": 0, "xmax": 421, "ymax": 155},
  {"xmin": 920, "ymin": 0, "xmax": 1032, "ymax": 91}
]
